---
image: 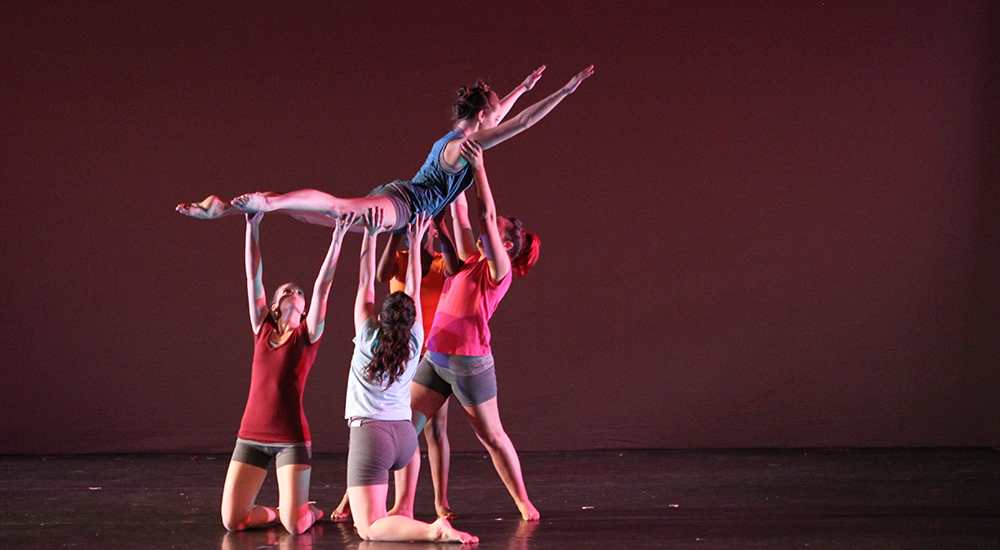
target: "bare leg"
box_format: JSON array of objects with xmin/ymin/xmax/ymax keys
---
[
  {"xmin": 390, "ymin": 382, "xmax": 449, "ymax": 518},
  {"xmin": 388, "ymin": 449, "xmax": 419, "ymax": 518},
  {"xmin": 232, "ymin": 190, "xmax": 400, "ymax": 229},
  {"xmin": 463, "ymin": 397, "xmax": 539, "ymax": 521},
  {"xmin": 275, "ymin": 463, "xmax": 323, "ymax": 535},
  {"xmin": 331, "ymin": 490, "xmax": 351, "ymax": 522},
  {"xmin": 348, "ymin": 484, "xmax": 476, "ymax": 543},
  {"xmin": 425, "ymin": 402, "xmax": 457, "ymax": 519},
  {"xmin": 221, "ymin": 460, "xmax": 279, "ymax": 531},
  {"xmin": 177, "ymin": 190, "xmax": 398, "ymax": 231}
]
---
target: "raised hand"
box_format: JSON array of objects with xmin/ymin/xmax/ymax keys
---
[
  {"xmin": 408, "ymin": 211, "xmax": 434, "ymax": 245},
  {"xmin": 363, "ymin": 206, "xmax": 385, "ymax": 236},
  {"xmin": 246, "ymin": 212, "xmax": 264, "ymax": 226},
  {"xmin": 334, "ymin": 211, "xmax": 357, "ymax": 239},
  {"xmin": 562, "ymin": 65, "xmax": 595, "ymax": 94},
  {"xmin": 522, "ymin": 65, "xmax": 546, "ymax": 91},
  {"xmin": 459, "ymin": 139, "xmax": 484, "ymax": 170}
]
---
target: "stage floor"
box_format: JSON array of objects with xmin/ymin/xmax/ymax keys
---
[{"xmin": 1, "ymin": 449, "xmax": 998, "ymax": 549}]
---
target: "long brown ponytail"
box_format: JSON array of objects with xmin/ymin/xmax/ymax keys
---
[{"xmin": 364, "ymin": 291, "xmax": 417, "ymax": 387}]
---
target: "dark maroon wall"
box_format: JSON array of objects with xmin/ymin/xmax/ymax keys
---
[{"xmin": 2, "ymin": 1, "xmax": 997, "ymax": 453}]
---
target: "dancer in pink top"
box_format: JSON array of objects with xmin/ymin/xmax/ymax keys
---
[{"xmin": 394, "ymin": 139, "xmax": 542, "ymax": 521}]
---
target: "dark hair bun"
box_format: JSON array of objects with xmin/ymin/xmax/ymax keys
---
[{"xmin": 454, "ymin": 81, "xmax": 494, "ymax": 121}]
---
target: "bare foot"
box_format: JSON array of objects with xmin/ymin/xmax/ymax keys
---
[
  {"xmin": 435, "ymin": 503, "xmax": 458, "ymax": 520},
  {"xmin": 517, "ymin": 500, "xmax": 540, "ymax": 521},
  {"xmin": 330, "ymin": 492, "xmax": 351, "ymax": 522},
  {"xmin": 431, "ymin": 517, "xmax": 478, "ymax": 544},
  {"xmin": 232, "ymin": 192, "xmax": 271, "ymax": 212},
  {"xmin": 175, "ymin": 195, "xmax": 237, "ymax": 219}
]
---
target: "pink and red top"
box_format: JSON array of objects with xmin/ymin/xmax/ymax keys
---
[{"xmin": 426, "ymin": 252, "xmax": 511, "ymax": 357}]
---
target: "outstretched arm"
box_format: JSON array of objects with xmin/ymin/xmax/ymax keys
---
[
  {"xmin": 405, "ymin": 213, "xmax": 433, "ymax": 333},
  {"xmin": 245, "ymin": 213, "xmax": 268, "ymax": 334},
  {"xmin": 355, "ymin": 208, "xmax": 384, "ymax": 332},
  {"xmin": 306, "ymin": 214, "xmax": 354, "ymax": 343},
  {"xmin": 463, "ymin": 141, "xmax": 511, "ymax": 283},
  {"xmin": 493, "ymin": 65, "xmax": 546, "ymax": 123},
  {"xmin": 471, "ymin": 65, "xmax": 594, "ymax": 151}
]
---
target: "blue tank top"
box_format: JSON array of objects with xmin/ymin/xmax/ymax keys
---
[{"xmin": 405, "ymin": 131, "xmax": 474, "ymax": 216}]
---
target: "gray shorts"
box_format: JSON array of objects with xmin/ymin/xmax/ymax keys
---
[
  {"xmin": 367, "ymin": 182, "xmax": 413, "ymax": 232},
  {"xmin": 346, "ymin": 419, "xmax": 418, "ymax": 487},
  {"xmin": 232, "ymin": 438, "xmax": 311, "ymax": 469},
  {"xmin": 412, "ymin": 352, "xmax": 497, "ymax": 407}
]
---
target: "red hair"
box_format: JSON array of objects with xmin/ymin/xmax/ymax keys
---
[{"xmin": 502, "ymin": 216, "xmax": 540, "ymax": 277}]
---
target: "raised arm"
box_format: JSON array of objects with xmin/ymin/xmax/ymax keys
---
[
  {"xmin": 305, "ymin": 213, "xmax": 354, "ymax": 343},
  {"xmin": 462, "ymin": 141, "xmax": 510, "ymax": 283},
  {"xmin": 405, "ymin": 213, "xmax": 433, "ymax": 332},
  {"xmin": 355, "ymin": 208, "xmax": 385, "ymax": 332},
  {"xmin": 245, "ymin": 213, "xmax": 268, "ymax": 334},
  {"xmin": 492, "ymin": 65, "xmax": 546, "ymax": 123},
  {"xmin": 376, "ymin": 231, "xmax": 405, "ymax": 284},
  {"xmin": 447, "ymin": 192, "xmax": 476, "ymax": 264},
  {"xmin": 433, "ymin": 210, "xmax": 461, "ymax": 277},
  {"xmin": 470, "ymin": 65, "xmax": 593, "ymax": 151}
]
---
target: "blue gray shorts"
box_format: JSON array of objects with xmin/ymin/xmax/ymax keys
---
[
  {"xmin": 367, "ymin": 182, "xmax": 414, "ymax": 232},
  {"xmin": 232, "ymin": 438, "xmax": 311, "ymax": 469},
  {"xmin": 412, "ymin": 352, "xmax": 497, "ymax": 406},
  {"xmin": 346, "ymin": 419, "xmax": 418, "ymax": 487}
]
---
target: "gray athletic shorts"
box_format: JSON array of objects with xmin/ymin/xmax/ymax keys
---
[
  {"xmin": 367, "ymin": 182, "xmax": 413, "ymax": 232},
  {"xmin": 346, "ymin": 419, "xmax": 418, "ymax": 487},
  {"xmin": 232, "ymin": 438, "xmax": 311, "ymax": 469},
  {"xmin": 412, "ymin": 352, "xmax": 498, "ymax": 406}
]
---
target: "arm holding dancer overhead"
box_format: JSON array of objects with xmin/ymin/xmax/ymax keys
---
[
  {"xmin": 305, "ymin": 213, "xmax": 354, "ymax": 343},
  {"xmin": 462, "ymin": 140, "xmax": 511, "ymax": 283},
  {"xmin": 245, "ymin": 213, "xmax": 268, "ymax": 335},
  {"xmin": 438, "ymin": 135, "xmax": 483, "ymax": 272},
  {"xmin": 403, "ymin": 213, "xmax": 433, "ymax": 333},
  {"xmin": 354, "ymin": 206, "xmax": 429, "ymax": 335},
  {"xmin": 223, "ymin": 212, "xmax": 283, "ymax": 533},
  {"xmin": 355, "ymin": 208, "xmax": 385, "ymax": 333}
]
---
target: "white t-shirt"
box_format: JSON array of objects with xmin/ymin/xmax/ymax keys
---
[{"xmin": 344, "ymin": 317, "xmax": 423, "ymax": 422}]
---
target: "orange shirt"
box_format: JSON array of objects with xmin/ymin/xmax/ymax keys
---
[{"xmin": 390, "ymin": 250, "xmax": 446, "ymax": 354}]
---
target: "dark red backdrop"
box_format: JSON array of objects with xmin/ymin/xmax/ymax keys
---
[{"xmin": 2, "ymin": 1, "xmax": 997, "ymax": 453}]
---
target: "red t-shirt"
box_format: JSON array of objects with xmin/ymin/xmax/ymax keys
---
[
  {"xmin": 426, "ymin": 253, "xmax": 511, "ymax": 356},
  {"xmin": 237, "ymin": 319, "xmax": 320, "ymax": 443}
]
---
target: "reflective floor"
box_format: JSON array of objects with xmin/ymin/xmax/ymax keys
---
[{"xmin": 1, "ymin": 449, "xmax": 998, "ymax": 549}]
